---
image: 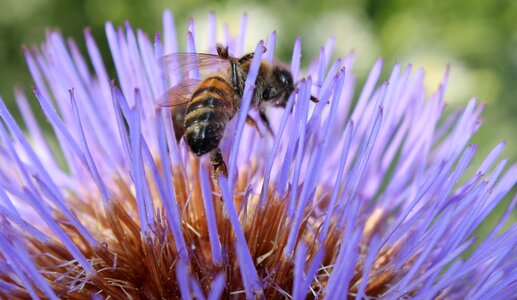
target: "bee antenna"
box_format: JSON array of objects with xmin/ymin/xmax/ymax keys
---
[{"xmin": 292, "ymin": 81, "xmax": 318, "ymax": 103}]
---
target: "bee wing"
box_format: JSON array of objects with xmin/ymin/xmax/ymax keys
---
[
  {"xmin": 159, "ymin": 52, "xmax": 230, "ymax": 77},
  {"xmin": 156, "ymin": 78, "xmax": 201, "ymax": 107}
]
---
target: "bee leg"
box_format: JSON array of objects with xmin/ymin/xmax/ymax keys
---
[
  {"xmin": 238, "ymin": 46, "xmax": 267, "ymax": 64},
  {"xmin": 216, "ymin": 44, "xmax": 229, "ymax": 59},
  {"xmin": 210, "ymin": 148, "xmax": 228, "ymax": 182},
  {"xmin": 246, "ymin": 115, "xmax": 264, "ymax": 138},
  {"xmin": 238, "ymin": 52, "xmax": 255, "ymax": 64},
  {"xmin": 259, "ymin": 111, "xmax": 276, "ymax": 137}
]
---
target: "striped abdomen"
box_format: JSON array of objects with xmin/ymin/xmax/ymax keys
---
[{"xmin": 184, "ymin": 76, "xmax": 234, "ymax": 156}]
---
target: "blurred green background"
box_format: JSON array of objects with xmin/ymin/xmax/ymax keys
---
[
  {"xmin": 1, "ymin": 0, "xmax": 516, "ymax": 158},
  {"xmin": 0, "ymin": 0, "xmax": 515, "ymax": 231}
]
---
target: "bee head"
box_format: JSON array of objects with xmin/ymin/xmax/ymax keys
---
[{"xmin": 260, "ymin": 65, "xmax": 294, "ymax": 108}]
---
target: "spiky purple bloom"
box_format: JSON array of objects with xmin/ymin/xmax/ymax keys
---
[{"xmin": 0, "ymin": 10, "xmax": 516, "ymax": 299}]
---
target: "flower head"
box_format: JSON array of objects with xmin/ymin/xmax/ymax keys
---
[{"xmin": 0, "ymin": 10, "xmax": 516, "ymax": 299}]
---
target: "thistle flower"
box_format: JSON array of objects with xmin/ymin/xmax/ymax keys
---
[{"xmin": 0, "ymin": 10, "xmax": 516, "ymax": 299}]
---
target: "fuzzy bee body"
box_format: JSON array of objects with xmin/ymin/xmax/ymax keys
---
[{"xmin": 158, "ymin": 44, "xmax": 317, "ymax": 179}]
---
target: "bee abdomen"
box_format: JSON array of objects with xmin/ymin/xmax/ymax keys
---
[
  {"xmin": 185, "ymin": 120, "xmax": 226, "ymax": 156},
  {"xmin": 187, "ymin": 87, "xmax": 228, "ymax": 112},
  {"xmin": 184, "ymin": 77, "xmax": 233, "ymax": 156},
  {"xmin": 187, "ymin": 77, "xmax": 233, "ymax": 109}
]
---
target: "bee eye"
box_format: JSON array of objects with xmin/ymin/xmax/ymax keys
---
[
  {"xmin": 276, "ymin": 69, "xmax": 293, "ymax": 88},
  {"xmin": 262, "ymin": 87, "xmax": 272, "ymax": 100},
  {"xmin": 279, "ymin": 73, "xmax": 288, "ymax": 85}
]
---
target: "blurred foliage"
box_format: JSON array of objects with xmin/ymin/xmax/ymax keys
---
[
  {"xmin": 1, "ymin": 0, "xmax": 516, "ymax": 157},
  {"xmin": 0, "ymin": 0, "xmax": 515, "ymax": 225}
]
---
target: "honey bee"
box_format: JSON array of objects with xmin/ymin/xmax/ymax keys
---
[{"xmin": 158, "ymin": 44, "xmax": 317, "ymax": 179}]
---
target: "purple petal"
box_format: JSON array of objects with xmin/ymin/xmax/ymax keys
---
[{"xmin": 199, "ymin": 166, "xmax": 222, "ymax": 263}]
